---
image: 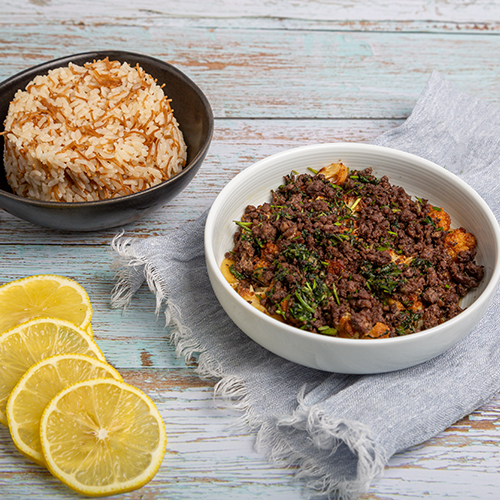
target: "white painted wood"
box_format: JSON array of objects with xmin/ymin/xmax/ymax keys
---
[
  {"xmin": 1, "ymin": 1, "xmax": 500, "ymax": 499},
  {"xmin": 3, "ymin": 0, "xmax": 500, "ymax": 29},
  {"xmin": 0, "ymin": 27, "xmax": 499, "ymax": 121}
]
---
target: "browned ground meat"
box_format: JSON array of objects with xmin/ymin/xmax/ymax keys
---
[{"xmin": 225, "ymin": 167, "xmax": 484, "ymax": 339}]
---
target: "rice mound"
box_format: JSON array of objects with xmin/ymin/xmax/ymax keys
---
[{"xmin": 2, "ymin": 58, "xmax": 187, "ymax": 202}]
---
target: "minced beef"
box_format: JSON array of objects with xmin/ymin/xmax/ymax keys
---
[{"xmin": 224, "ymin": 166, "xmax": 484, "ymax": 339}]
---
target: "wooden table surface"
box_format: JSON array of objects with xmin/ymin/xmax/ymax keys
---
[{"xmin": 1, "ymin": 1, "xmax": 500, "ymax": 499}]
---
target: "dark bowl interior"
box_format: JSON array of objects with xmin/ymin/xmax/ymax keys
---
[{"xmin": 0, "ymin": 50, "xmax": 213, "ymax": 231}]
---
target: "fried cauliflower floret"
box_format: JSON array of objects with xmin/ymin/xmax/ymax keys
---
[
  {"xmin": 336, "ymin": 313, "xmax": 357, "ymax": 338},
  {"xmin": 444, "ymin": 227, "xmax": 477, "ymax": 260},
  {"xmin": 428, "ymin": 205, "xmax": 451, "ymax": 231},
  {"xmin": 238, "ymin": 286, "xmax": 268, "ymax": 314},
  {"xmin": 318, "ymin": 162, "xmax": 349, "ymax": 185},
  {"xmin": 365, "ymin": 322, "xmax": 391, "ymax": 339}
]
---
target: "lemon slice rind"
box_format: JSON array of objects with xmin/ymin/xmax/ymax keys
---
[
  {"xmin": 0, "ymin": 274, "xmax": 92, "ymax": 334},
  {"xmin": 40, "ymin": 378, "xmax": 167, "ymax": 497},
  {"xmin": 6, "ymin": 353, "xmax": 122, "ymax": 465},
  {"xmin": 0, "ymin": 317, "xmax": 105, "ymax": 426}
]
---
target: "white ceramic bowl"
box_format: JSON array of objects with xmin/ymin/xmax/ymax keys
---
[{"xmin": 205, "ymin": 143, "xmax": 500, "ymax": 374}]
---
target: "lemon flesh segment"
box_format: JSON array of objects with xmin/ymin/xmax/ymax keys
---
[
  {"xmin": 0, "ymin": 317, "xmax": 105, "ymax": 426},
  {"xmin": 40, "ymin": 378, "xmax": 167, "ymax": 497},
  {"xmin": 0, "ymin": 274, "xmax": 92, "ymax": 334},
  {"xmin": 6, "ymin": 354, "xmax": 122, "ymax": 465}
]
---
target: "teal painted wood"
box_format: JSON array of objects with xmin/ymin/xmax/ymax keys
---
[
  {"xmin": 0, "ymin": 246, "xmax": 188, "ymax": 369},
  {"xmin": 3, "ymin": 0, "xmax": 500, "ymax": 31},
  {"xmin": 2, "ymin": 1, "xmax": 500, "ymax": 499},
  {"xmin": 0, "ymin": 26, "xmax": 499, "ymax": 121}
]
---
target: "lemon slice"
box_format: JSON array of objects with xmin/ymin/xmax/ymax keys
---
[
  {"xmin": 40, "ymin": 378, "xmax": 167, "ymax": 497},
  {"xmin": 6, "ymin": 354, "xmax": 122, "ymax": 465},
  {"xmin": 0, "ymin": 274, "xmax": 93, "ymax": 334},
  {"xmin": 0, "ymin": 317, "xmax": 105, "ymax": 426}
]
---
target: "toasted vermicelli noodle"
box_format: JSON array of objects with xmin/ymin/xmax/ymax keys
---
[{"xmin": 2, "ymin": 58, "xmax": 187, "ymax": 202}]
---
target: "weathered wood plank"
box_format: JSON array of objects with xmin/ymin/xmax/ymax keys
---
[
  {"xmin": 0, "ymin": 245, "xmax": 186, "ymax": 369},
  {"xmin": 1, "ymin": 366, "xmax": 500, "ymax": 499},
  {"xmin": 0, "ymin": 368, "xmax": 302, "ymax": 500},
  {"xmin": 0, "ymin": 25, "xmax": 499, "ymax": 121},
  {"xmin": 3, "ymin": 0, "xmax": 500, "ymax": 32},
  {"xmin": 1, "ymin": 2, "xmax": 500, "ymax": 499}
]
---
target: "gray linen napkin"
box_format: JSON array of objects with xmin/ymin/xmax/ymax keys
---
[{"xmin": 110, "ymin": 72, "xmax": 500, "ymax": 500}]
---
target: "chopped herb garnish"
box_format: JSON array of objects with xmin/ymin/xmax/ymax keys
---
[
  {"xmin": 360, "ymin": 262, "xmax": 405, "ymax": 295},
  {"xmin": 234, "ymin": 220, "xmax": 252, "ymax": 231},
  {"xmin": 225, "ymin": 166, "xmax": 483, "ymax": 340},
  {"xmin": 395, "ymin": 310, "xmax": 422, "ymax": 336},
  {"xmin": 288, "ymin": 279, "xmax": 330, "ymax": 326},
  {"xmin": 423, "ymin": 215, "xmax": 436, "ymax": 227},
  {"xmin": 318, "ymin": 326, "xmax": 338, "ymax": 335},
  {"xmin": 283, "ymin": 243, "xmax": 322, "ymax": 273},
  {"xmin": 331, "ymin": 282, "xmax": 340, "ymax": 306},
  {"xmin": 411, "ymin": 257, "xmax": 433, "ymax": 269},
  {"xmin": 349, "ymin": 197, "xmax": 362, "ymax": 212},
  {"xmin": 356, "ymin": 174, "xmax": 380, "ymax": 185},
  {"xmin": 229, "ymin": 264, "xmax": 246, "ymax": 281}
]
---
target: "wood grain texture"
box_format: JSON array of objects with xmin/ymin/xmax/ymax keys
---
[
  {"xmin": 1, "ymin": 24, "xmax": 499, "ymax": 120},
  {"xmin": 4, "ymin": 0, "xmax": 500, "ymax": 31},
  {"xmin": 1, "ymin": 1, "xmax": 500, "ymax": 499}
]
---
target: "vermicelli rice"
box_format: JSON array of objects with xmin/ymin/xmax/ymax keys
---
[{"xmin": 2, "ymin": 58, "xmax": 187, "ymax": 202}]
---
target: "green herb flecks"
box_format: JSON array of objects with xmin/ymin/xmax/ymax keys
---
[
  {"xmin": 352, "ymin": 173, "xmax": 380, "ymax": 185},
  {"xmin": 331, "ymin": 282, "xmax": 341, "ymax": 306},
  {"xmin": 289, "ymin": 279, "xmax": 330, "ymax": 325},
  {"xmin": 234, "ymin": 220, "xmax": 252, "ymax": 232},
  {"xmin": 229, "ymin": 264, "xmax": 246, "ymax": 281},
  {"xmin": 348, "ymin": 197, "xmax": 362, "ymax": 212},
  {"xmin": 283, "ymin": 243, "xmax": 323, "ymax": 274},
  {"xmin": 395, "ymin": 310, "xmax": 422, "ymax": 336},
  {"xmin": 318, "ymin": 325, "xmax": 338, "ymax": 336},
  {"xmin": 361, "ymin": 262, "xmax": 406, "ymax": 296},
  {"xmin": 411, "ymin": 257, "xmax": 433, "ymax": 269}
]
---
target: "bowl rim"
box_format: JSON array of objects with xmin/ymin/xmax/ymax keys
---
[
  {"xmin": 0, "ymin": 50, "xmax": 214, "ymax": 208},
  {"xmin": 205, "ymin": 142, "xmax": 500, "ymax": 346}
]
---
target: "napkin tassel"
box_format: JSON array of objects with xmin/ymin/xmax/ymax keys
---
[
  {"xmin": 111, "ymin": 233, "xmax": 167, "ymax": 315},
  {"xmin": 255, "ymin": 394, "xmax": 387, "ymax": 499},
  {"xmin": 110, "ymin": 230, "xmax": 387, "ymax": 500}
]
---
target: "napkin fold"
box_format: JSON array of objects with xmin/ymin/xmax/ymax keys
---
[{"xmin": 110, "ymin": 72, "xmax": 500, "ymax": 500}]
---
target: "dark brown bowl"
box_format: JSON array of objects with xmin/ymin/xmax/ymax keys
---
[{"xmin": 0, "ymin": 50, "xmax": 213, "ymax": 231}]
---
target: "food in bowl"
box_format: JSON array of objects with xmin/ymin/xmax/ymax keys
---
[
  {"xmin": 2, "ymin": 57, "xmax": 187, "ymax": 202},
  {"xmin": 206, "ymin": 143, "xmax": 500, "ymax": 373},
  {"xmin": 222, "ymin": 162, "xmax": 484, "ymax": 339}
]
